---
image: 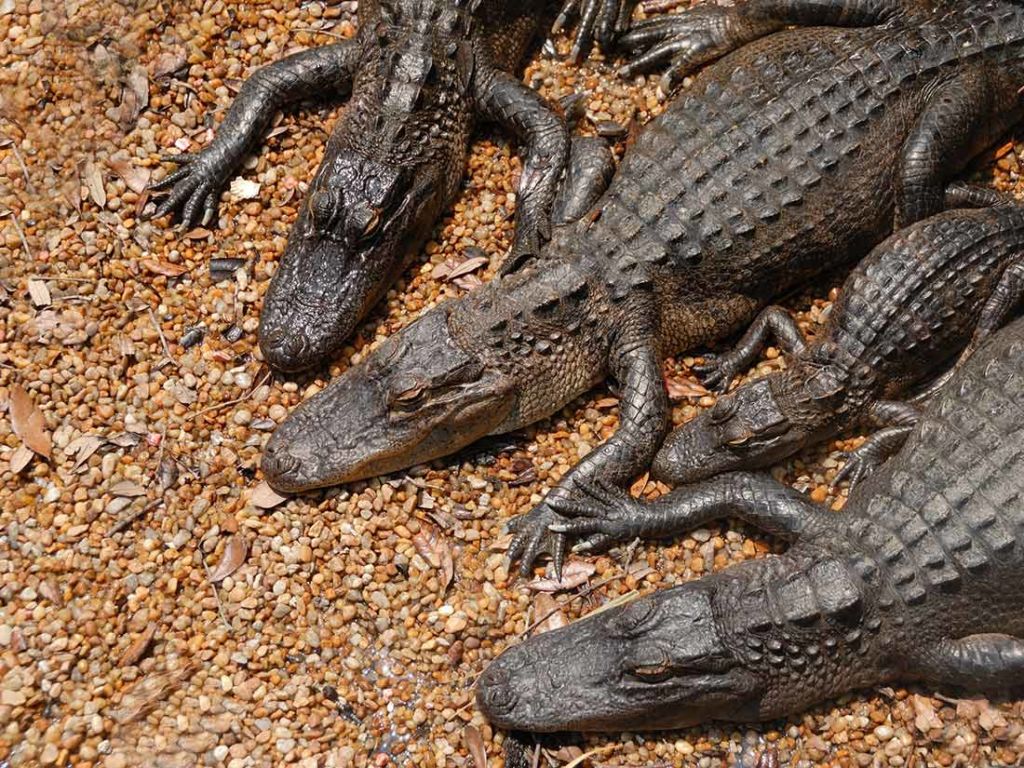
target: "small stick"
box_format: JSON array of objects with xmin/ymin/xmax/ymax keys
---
[
  {"xmin": 5, "ymin": 210, "xmax": 32, "ymax": 261},
  {"xmin": 145, "ymin": 306, "xmax": 178, "ymax": 369},
  {"xmin": 184, "ymin": 369, "xmax": 271, "ymax": 422},
  {"xmin": 202, "ymin": 560, "xmax": 233, "ymax": 632},
  {"xmin": 1, "ymin": 134, "xmax": 36, "ymax": 194},
  {"xmin": 109, "ymin": 499, "xmax": 163, "ymax": 535},
  {"xmin": 520, "ymin": 572, "xmax": 627, "ymax": 638}
]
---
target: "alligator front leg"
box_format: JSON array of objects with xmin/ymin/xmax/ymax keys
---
[
  {"xmin": 896, "ymin": 68, "xmax": 1022, "ymax": 228},
  {"xmin": 620, "ymin": 0, "xmax": 906, "ymax": 86},
  {"xmin": 548, "ymin": 471, "xmax": 828, "ymax": 551},
  {"xmin": 150, "ymin": 41, "xmax": 361, "ymax": 227},
  {"xmin": 553, "ymin": 0, "xmax": 638, "ymax": 63},
  {"xmin": 507, "ymin": 340, "xmax": 669, "ymax": 575},
  {"xmin": 692, "ymin": 306, "xmax": 808, "ymax": 393},
  {"xmin": 475, "ymin": 67, "xmax": 569, "ymax": 266},
  {"xmin": 833, "ymin": 400, "xmax": 921, "ymax": 488},
  {"xmin": 912, "ymin": 635, "xmax": 1024, "ymax": 690},
  {"xmin": 552, "ymin": 136, "xmax": 615, "ymax": 226},
  {"xmin": 957, "ymin": 261, "xmax": 1024, "ymax": 365}
]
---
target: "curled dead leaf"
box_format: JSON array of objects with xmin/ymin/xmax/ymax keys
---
[
  {"xmin": 528, "ymin": 561, "xmax": 596, "ymax": 593},
  {"xmin": 462, "ymin": 724, "xmax": 487, "ymax": 768},
  {"xmin": 531, "ymin": 592, "xmax": 568, "ymax": 635},
  {"xmin": 251, "ymin": 481, "xmax": 288, "ymax": 509},
  {"xmin": 447, "ymin": 255, "xmax": 489, "ymax": 281},
  {"xmin": 666, "ymin": 376, "xmax": 709, "ymax": 400},
  {"xmin": 119, "ymin": 622, "xmax": 157, "ymax": 667},
  {"xmin": 412, "ymin": 524, "xmax": 454, "ymax": 591},
  {"xmin": 207, "ymin": 535, "xmax": 248, "ymax": 582},
  {"xmin": 9, "ymin": 385, "xmax": 51, "ymax": 458},
  {"xmin": 911, "ymin": 694, "xmax": 943, "ymax": 734},
  {"xmin": 27, "ymin": 279, "xmax": 50, "ymax": 308},
  {"xmin": 141, "ymin": 259, "xmax": 189, "ymax": 277},
  {"xmin": 10, "ymin": 445, "xmax": 33, "ymax": 474},
  {"xmin": 110, "ymin": 480, "xmax": 147, "ymax": 497},
  {"xmin": 229, "ymin": 178, "xmax": 261, "ymax": 200},
  {"xmin": 83, "ymin": 161, "xmax": 106, "ymax": 208},
  {"xmin": 110, "ymin": 666, "xmax": 192, "ymax": 725}
]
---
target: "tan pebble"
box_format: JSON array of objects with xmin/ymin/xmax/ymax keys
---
[
  {"xmin": 444, "ymin": 615, "xmax": 467, "ymax": 634},
  {"xmin": 1, "ymin": 690, "xmax": 25, "ymax": 706}
]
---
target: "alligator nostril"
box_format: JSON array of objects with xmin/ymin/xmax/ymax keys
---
[
  {"xmin": 477, "ymin": 665, "xmax": 517, "ymax": 717},
  {"xmin": 262, "ymin": 441, "xmax": 301, "ymax": 482},
  {"xmin": 260, "ymin": 328, "xmax": 312, "ymax": 371}
]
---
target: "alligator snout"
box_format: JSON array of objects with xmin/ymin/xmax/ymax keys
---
[
  {"xmin": 476, "ymin": 664, "xmax": 520, "ymax": 724},
  {"xmin": 259, "ymin": 328, "xmax": 312, "ymax": 372},
  {"xmin": 261, "ymin": 438, "xmax": 304, "ymax": 491}
]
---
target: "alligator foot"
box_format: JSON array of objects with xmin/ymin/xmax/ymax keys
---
[
  {"xmin": 506, "ymin": 503, "xmax": 570, "ymax": 577},
  {"xmin": 690, "ymin": 352, "xmax": 743, "ymax": 393},
  {"xmin": 552, "ymin": 0, "xmax": 637, "ymax": 63},
  {"xmin": 619, "ymin": 6, "xmax": 784, "ymax": 87},
  {"xmin": 833, "ymin": 425, "xmax": 915, "ymax": 489},
  {"xmin": 148, "ymin": 150, "xmax": 230, "ymax": 228},
  {"xmin": 547, "ymin": 477, "xmax": 654, "ymax": 553}
]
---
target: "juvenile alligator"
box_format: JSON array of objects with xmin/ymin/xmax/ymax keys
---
[
  {"xmin": 648, "ymin": 195, "xmax": 1024, "ymax": 491},
  {"xmin": 478, "ymin": 316, "xmax": 1024, "ymax": 733},
  {"xmin": 150, "ymin": 0, "xmax": 600, "ymax": 371},
  {"xmin": 262, "ymin": 0, "xmax": 1024, "ymax": 573}
]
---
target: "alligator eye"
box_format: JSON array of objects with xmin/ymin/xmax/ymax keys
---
[
  {"xmin": 629, "ymin": 663, "xmax": 676, "ymax": 683},
  {"xmin": 726, "ymin": 433, "xmax": 751, "ymax": 446},
  {"xmin": 709, "ymin": 397, "xmax": 738, "ymax": 424},
  {"xmin": 613, "ymin": 599, "xmax": 657, "ymax": 637},
  {"xmin": 360, "ymin": 208, "xmax": 382, "ymax": 240},
  {"xmin": 392, "ymin": 385, "xmax": 424, "ymax": 405}
]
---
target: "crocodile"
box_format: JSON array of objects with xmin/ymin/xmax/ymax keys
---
[
  {"xmin": 261, "ymin": 0, "xmax": 1024, "ymax": 574},
  {"xmin": 647, "ymin": 195, "xmax": 1024, "ymax": 492},
  {"xmin": 478, "ymin": 315, "xmax": 1024, "ymax": 733},
  {"xmin": 149, "ymin": 0, "xmax": 608, "ymax": 372}
]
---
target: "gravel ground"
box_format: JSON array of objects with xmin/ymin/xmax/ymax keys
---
[{"xmin": 4, "ymin": 0, "xmax": 1024, "ymax": 766}]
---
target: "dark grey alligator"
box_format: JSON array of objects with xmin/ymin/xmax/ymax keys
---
[
  {"xmin": 261, "ymin": 0, "xmax": 1024, "ymax": 574},
  {"xmin": 648, "ymin": 194, "xmax": 1024, "ymax": 491},
  {"xmin": 478, "ymin": 315, "xmax": 1024, "ymax": 733},
  {"xmin": 150, "ymin": 0, "xmax": 599, "ymax": 372}
]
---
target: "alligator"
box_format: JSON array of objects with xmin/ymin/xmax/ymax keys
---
[
  {"xmin": 478, "ymin": 315, "xmax": 1024, "ymax": 733},
  {"xmin": 646, "ymin": 195, "xmax": 1024, "ymax": 492},
  {"xmin": 149, "ymin": 0, "xmax": 615, "ymax": 372},
  {"xmin": 261, "ymin": 0, "xmax": 1024, "ymax": 574}
]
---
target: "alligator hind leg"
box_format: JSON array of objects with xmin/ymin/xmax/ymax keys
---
[
  {"xmin": 149, "ymin": 41, "xmax": 361, "ymax": 228},
  {"xmin": 475, "ymin": 67, "xmax": 569, "ymax": 266},
  {"xmin": 553, "ymin": 0, "xmax": 638, "ymax": 62},
  {"xmin": 620, "ymin": 0, "xmax": 906, "ymax": 86},
  {"xmin": 691, "ymin": 306, "xmax": 808, "ymax": 392},
  {"xmin": 914, "ymin": 634, "xmax": 1024, "ymax": 690},
  {"xmin": 957, "ymin": 262, "xmax": 1024, "ymax": 365},
  {"xmin": 896, "ymin": 67, "xmax": 1023, "ymax": 229}
]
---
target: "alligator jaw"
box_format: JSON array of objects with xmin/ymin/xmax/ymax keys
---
[{"xmin": 261, "ymin": 305, "xmax": 516, "ymax": 492}]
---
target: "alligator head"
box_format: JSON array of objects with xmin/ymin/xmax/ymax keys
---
[
  {"xmin": 258, "ymin": 147, "xmax": 445, "ymax": 371},
  {"xmin": 652, "ymin": 364, "xmax": 843, "ymax": 484},
  {"xmin": 477, "ymin": 583, "xmax": 761, "ymax": 732}
]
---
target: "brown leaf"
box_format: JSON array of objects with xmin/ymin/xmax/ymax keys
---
[
  {"xmin": 9, "ymin": 385, "xmax": 51, "ymax": 458},
  {"xmin": 463, "ymin": 724, "xmax": 487, "ymax": 768},
  {"xmin": 528, "ymin": 561, "xmax": 596, "ymax": 592},
  {"xmin": 532, "ymin": 592, "xmax": 568, "ymax": 635},
  {"xmin": 118, "ymin": 622, "xmax": 157, "ymax": 667},
  {"xmin": 594, "ymin": 397, "xmax": 618, "ymax": 409},
  {"xmin": 151, "ymin": 51, "xmax": 186, "ymax": 79},
  {"xmin": 107, "ymin": 157, "xmax": 151, "ymax": 194},
  {"xmin": 10, "ymin": 445, "xmax": 33, "ymax": 474},
  {"xmin": 447, "ymin": 255, "xmax": 490, "ymax": 281},
  {"xmin": 65, "ymin": 434, "xmax": 104, "ymax": 470},
  {"xmin": 110, "ymin": 667, "xmax": 192, "ymax": 725},
  {"xmin": 184, "ymin": 227, "xmax": 213, "ymax": 240},
  {"xmin": 666, "ymin": 376, "xmax": 709, "ymax": 400},
  {"xmin": 977, "ymin": 700, "xmax": 1008, "ymax": 732},
  {"xmin": 453, "ymin": 273, "xmax": 484, "ymax": 292},
  {"xmin": 83, "ymin": 161, "xmax": 106, "ymax": 209},
  {"xmin": 207, "ymin": 535, "xmax": 248, "ymax": 582},
  {"xmin": 412, "ymin": 524, "xmax": 454, "ymax": 591},
  {"xmin": 157, "ymin": 457, "xmax": 179, "ymax": 490},
  {"xmin": 251, "ymin": 481, "xmax": 288, "ymax": 509},
  {"xmin": 911, "ymin": 694, "xmax": 943, "ymax": 734},
  {"xmin": 141, "ymin": 258, "xmax": 189, "ymax": 277},
  {"xmin": 27, "ymin": 279, "xmax": 51, "ymax": 307},
  {"xmin": 119, "ymin": 64, "xmax": 150, "ymax": 128},
  {"xmin": 110, "ymin": 480, "xmax": 147, "ymax": 497}
]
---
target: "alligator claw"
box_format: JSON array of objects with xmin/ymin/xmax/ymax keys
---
[
  {"xmin": 552, "ymin": 0, "xmax": 637, "ymax": 63},
  {"xmin": 691, "ymin": 353, "xmax": 738, "ymax": 393},
  {"xmin": 832, "ymin": 449, "xmax": 879, "ymax": 490},
  {"xmin": 547, "ymin": 477, "xmax": 650, "ymax": 548},
  {"xmin": 507, "ymin": 504, "xmax": 570, "ymax": 577},
  {"xmin": 147, "ymin": 151, "xmax": 227, "ymax": 226}
]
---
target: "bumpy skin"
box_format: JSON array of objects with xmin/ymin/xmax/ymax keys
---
[
  {"xmin": 263, "ymin": 0, "xmax": 1024, "ymax": 573},
  {"xmin": 151, "ymin": 0, "xmax": 573, "ymax": 372},
  {"xmin": 652, "ymin": 201, "xmax": 1024, "ymax": 489},
  {"xmin": 479, "ymin": 317, "xmax": 1024, "ymax": 732}
]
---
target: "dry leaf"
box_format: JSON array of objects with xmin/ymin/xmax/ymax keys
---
[
  {"xmin": 447, "ymin": 255, "xmax": 489, "ymax": 281},
  {"xmin": 532, "ymin": 593, "xmax": 568, "ymax": 635},
  {"xmin": 27, "ymin": 279, "xmax": 51, "ymax": 307},
  {"xmin": 229, "ymin": 178, "xmax": 261, "ymax": 200},
  {"xmin": 463, "ymin": 724, "xmax": 487, "ymax": 768},
  {"xmin": 110, "ymin": 480, "xmax": 147, "ymax": 497},
  {"xmin": 629, "ymin": 472, "xmax": 650, "ymax": 497},
  {"xmin": 157, "ymin": 457, "xmax": 179, "ymax": 490},
  {"xmin": 207, "ymin": 535, "xmax": 248, "ymax": 582},
  {"xmin": 110, "ymin": 667, "xmax": 191, "ymax": 725},
  {"xmin": 152, "ymin": 51, "xmax": 186, "ymax": 79},
  {"xmin": 412, "ymin": 524, "xmax": 455, "ymax": 591},
  {"xmin": 119, "ymin": 65, "xmax": 150, "ymax": 128},
  {"xmin": 65, "ymin": 434, "xmax": 104, "ymax": 470},
  {"xmin": 594, "ymin": 397, "xmax": 618, "ymax": 409},
  {"xmin": 666, "ymin": 376, "xmax": 709, "ymax": 400},
  {"xmin": 528, "ymin": 561, "xmax": 596, "ymax": 592},
  {"xmin": 978, "ymin": 700, "xmax": 1008, "ymax": 732},
  {"xmin": 911, "ymin": 694, "xmax": 943, "ymax": 733},
  {"xmin": 9, "ymin": 385, "xmax": 51, "ymax": 458},
  {"xmin": 10, "ymin": 445, "xmax": 33, "ymax": 474},
  {"xmin": 83, "ymin": 161, "xmax": 107, "ymax": 208},
  {"xmin": 119, "ymin": 622, "xmax": 157, "ymax": 667},
  {"xmin": 185, "ymin": 227, "xmax": 213, "ymax": 240},
  {"xmin": 453, "ymin": 273, "xmax": 484, "ymax": 292},
  {"xmin": 251, "ymin": 481, "xmax": 288, "ymax": 509},
  {"xmin": 141, "ymin": 259, "xmax": 189, "ymax": 277},
  {"xmin": 108, "ymin": 157, "xmax": 151, "ymax": 194}
]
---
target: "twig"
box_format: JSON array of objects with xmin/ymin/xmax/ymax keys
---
[
  {"xmin": 290, "ymin": 26, "xmax": 353, "ymax": 40},
  {"xmin": 27, "ymin": 275, "xmax": 97, "ymax": 283},
  {"xmin": 146, "ymin": 306, "xmax": 178, "ymax": 369},
  {"xmin": 5, "ymin": 210, "xmax": 32, "ymax": 261},
  {"xmin": 520, "ymin": 572, "xmax": 627, "ymax": 637},
  {"xmin": 1, "ymin": 134, "xmax": 35, "ymax": 194},
  {"xmin": 202, "ymin": 561, "xmax": 233, "ymax": 632},
  {"xmin": 109, "ymin": 498, "xmax": 163, "ymax": 535},
  {"xmin": 183, "ymin": 368, "xmax": 272, "ymax": 422}
]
